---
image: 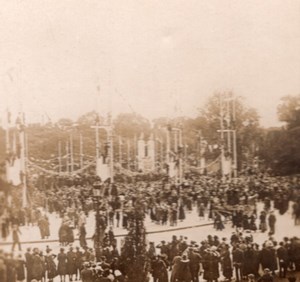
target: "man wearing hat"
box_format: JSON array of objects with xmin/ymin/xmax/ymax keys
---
[
  {"xmin": 258, "ymin": 268, "xmax": 274, "ymax": 282},
  {"xmin": 277, "ymin": 241, "xmax": 289, "ymax": 278},
  {"xmin": 232, "ymin": 244, "xmax": 244, "ymax": 282},
  {"xmin": 75, "ymin": 246, "xmax": 83, "ymax": 281},
  {"xmin": 151, "ymin": 255, "xmax": 168, "ymax": 282},
  {"xmin": 25, "ymin": 247, "xmax": 33, "ymax": 282},
  {"xmin": 177, "ymin": 254, "xmax": 192, "ymax": 282},
  {"xmin": 187, "ymin": 247, "xmax": 201, "ymax": 282},
  {"xmin": 81, "ymin": 262, "xmax": 93, "ymax": 282},
  {"xmin": 67, "ymin": 246, "xmax": 77, "ymax": 281},
  {"xmin": 157, "ymin": 241, "xmax": 170, "ymax": 259},
  {"xmin": 31, "ymin": 248, "xmax": 45, "ymax": 282}
]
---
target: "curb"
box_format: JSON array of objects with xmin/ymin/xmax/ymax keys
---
[{"xmin": 0, "ymin": 222, "xmax": 214, "ymax": 246}]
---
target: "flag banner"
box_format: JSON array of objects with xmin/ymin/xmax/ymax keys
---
[
  {"xmin": 96, "ymin": 157, "xmax": 111, "ymax": 181},
  {"xmin": 6, "ymin": 158, "xmax": 22, "ymax": 186},
  {"xmin": 168, "ymin": 161, "xmax": 177, "ymax": 178},
  {"xmin": 27, "ymin": 160, "xmax": 94, "ymax": 176},
  {"xmin": 189, "ymin": 155, "xmax": 221, "ymax": 175},
  {"xmin": 223, "ymin": 157, "xmax": 232, "ymax": 175}
]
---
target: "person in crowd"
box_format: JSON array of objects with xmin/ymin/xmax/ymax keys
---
[
  {"xmin": 57, "ymin": 248, "xmax": 67, "ymax": 282},
  {"xmin": 176, "ymin": 254, "xmax": 192, "ymax": 282},
  {"xmin": 79, "ymin": 223, "xmax": 87, "ymax": 249},
  {"xmin": 151, "ymin": 254, "xmax": 168, "ymax": 282},
  {"xmin": 232, "ymin": 244, "xmax": 244, "ymax": 282},
  {"xmin": 258, "ymin": 268, "xmax": 274, "ymax": 282},
  {"xmin": 221, "ymin": 245, "xmax": 233, "ymax": 282},
  {"xmin": 16, "ymin": 254, "xmax": 26, "ymax": 282},
  {"xmin": 277, "ymin": 241, "xmax": 289, "ymax": 278},
  {"xmin": 45, "ymin": 248, "xmax": 57, "ymax": 282},
  {"xmin": 31, "ymin": 248, "xmax": 45, "ymax": 282},
  {"xmin": 12, "ymin": 224, "xmax": 22, "ymax": 252},
  {"xmin": 25, "ymin": 248, "xmax": 33, "ymax": 282},
  {"xmin": 202, "ymin": 246, "xmax": 220, "ymax": 282},
  {"xmin": 80, "ymin": 262, "xmax": 93, "ymax": 282},
  {"xmin": 66, "ymin": 246, "xmax": 77, "ymax": 282},
  {"xmin": 268, "ymin": 211, "xmax": 276, "ymax": 235},
  {"xmin": 74, "ymin": 246, "xmax": 83, "ymax": 281},
  {"xmin": 0, "ymin": 257, "xmax": 7, "ymax": 282},
  {"xmin": 187, "ymin": 246, "xmax": 201, "ymax": 282}
]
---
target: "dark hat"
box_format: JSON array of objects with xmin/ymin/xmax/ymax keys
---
[{"xmin": 181, "ymin": 254, "xmax": 189, "ymax": 263}]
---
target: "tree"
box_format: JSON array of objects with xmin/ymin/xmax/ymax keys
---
[
  {"xmin": 259, "ymin": 128, "xmax": 300, "ymax": 175},
  {"xmin": 120, "ymin": 199, "xmax": 150, "ymax": 281},
  {"xmin": 277, "ymin": 94, "xmax": 300, "ymax": 129},
  {"xmin": 196, "ymin": 93, "xmax": 262, "ymax": 168},
  {"xmin": 114, "ymin": 113, "xmax": 151, "ymax": 139},
  {"xmin": 258, "ymin": 94, "xmax": 300, "ymax": 175}
]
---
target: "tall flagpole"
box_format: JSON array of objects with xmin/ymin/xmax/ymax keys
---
[
  {"xmin": 233, "ymin": 95, "xmax": 238, "ymax": 178},
  {"xmin": 20, "ymin": 113, "xmax": 27, "ymax": 208},
  {"xmin": 179, "ymin": 129, "xmax": 183, "ymax": 184},
  {"xmin": 133, "ymin": 134, "xmax": 137, "ymax": 170},
  {"xmin": 5, "ymin": 110, "xmax": 11, "ymax": 154},
  {"xmin": 166, "ymin": 127, "xmax": 170, "ymax": 164},
  {"xmin": 220, "ymin": 93, "xmax": 225, "ymax": 180},
  {"xmin": 70, "ymin": 133, "xmax": 74, "ymax": 174},
  {"xmin": 58, "ymin": 140, "xmax": 62, "ymax": 174},
  {"xmin": 80, "ymin": 133, "xmax": 83, "ymax": 169},
  {"xmin": 127, "ymin": 138, "xmax": 130, "ymax": 170},
  {"xmin": 66, "ymin": 141, "xmax": 69, "ymax": 174}
]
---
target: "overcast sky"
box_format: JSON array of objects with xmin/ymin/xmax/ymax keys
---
[{"xmin": 0, "ymin": 0, "xmax": 299, "ymax": 127}]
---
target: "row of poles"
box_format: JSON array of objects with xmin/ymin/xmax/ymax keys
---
[
  {"xmin": 4, "ymin": 92, "xmax": 238, "ymax": 207},
  {"xmin": 219, "ymin": 92, "xmax": 238, "ymax": 180}
]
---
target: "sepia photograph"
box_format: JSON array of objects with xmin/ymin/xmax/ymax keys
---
[{"xmin": 0, "ymin": 1, "xmax": 300, "ymax": 282}]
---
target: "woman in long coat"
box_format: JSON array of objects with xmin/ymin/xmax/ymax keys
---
[
  {"xmin": 203, "ymin": 248, "xmax": 220, "ymax": 282},
  {"xmin": 57, "ymin": 248, "xmax": 68, "ymax": 282},
  {"xmin": 170, "ymin": 256, "xmax": 182, "ymax": 282},
  {"xmin": 243, "ymin": 246, "xmax": 255, "ymax": 277},
  {"xmin": 58, "ymin": 223, "xmax": 69, "ymax": 246},
  {"xmin": 79, "ymin": 224, "xmax": 87, "ymax": 249},
  {"xmin": 66, "ymin": 224, "xmax": 74, "ymax": 245},
  {"xmin": 179, "ymin": 204, "xmax": 185, "ymax": 221},
  {"xmin": 176, "ymin": 255, "xmax": 192, "ymax": 282},
  {"xmin": 45, "ymin": 251, "xmax": 57, "ymax": 282},
  {"xmin": 16, "ymin": 254, "xmax": 26, "ymax": 282},
  {"xmin": 221, "ymin": 247, "xmax": 233, "ymax": 281},
  {"xmin": 66, "ymin": 247, "xmax": 77, "ymax": 281},
  {"xmin": 31, "ymin": 249, "xmax": 45, "ymax": 282},
  {"xmin": 44, "ymin": 216, "xmax": 50, "ymax": 238},
  {"xmin": 199, "ymin": 203, "xmax": 205, "ymax": 219}
]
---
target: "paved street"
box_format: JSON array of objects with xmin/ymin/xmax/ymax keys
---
[{"xmin": 1, "ymin": 201, "xmax": 299, "ymax": 256}]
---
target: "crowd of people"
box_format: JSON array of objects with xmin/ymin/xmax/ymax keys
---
[
  {"xmin": 1, "ymin": 231, "xmax": 300, "ymax": 282},
  {"xmin": 1, "ymin": 173, "xmax": 300, "ymax": 281}
]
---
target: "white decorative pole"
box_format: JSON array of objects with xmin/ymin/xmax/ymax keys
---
[
  {"xmin": 80, "ymin": 133, "xmax": 83, "ymax": 169},
  {"xmin": 19, "ymin": 114, "xmax": 27, "ymax": 208},
  {"xmin": 219, "ymin": 93, "xmax": 225, "ymax": 180},
  {"xmin": 66, "ymin": 141, "xmax": 69, "ymax": 174},
  {"xmin": 109, "ymin": 126, "xmax": 114, "ymax": 183},
  {"xmin": 58, "ymin": 140, "xmax": 62, "ymax": 174},
  {"xmin": 70, "ymin": 133, "xmax": 74, "ymax": 173},
  {"xmin": 232, "ymin": 95, "xmax": 238, "ymax": 178}
]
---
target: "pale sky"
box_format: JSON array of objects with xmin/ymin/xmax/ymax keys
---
[{"xmin": 0, "ymin": 0, "xmax": 300, "ymax": 127}]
